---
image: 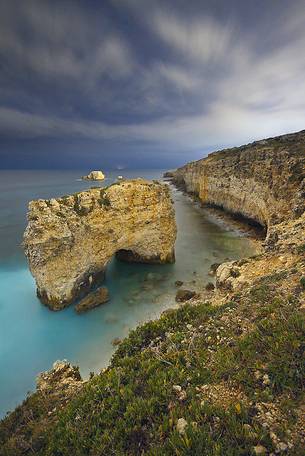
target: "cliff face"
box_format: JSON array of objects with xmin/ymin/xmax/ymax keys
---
[
  {"xmin": 23, "ymin": 179, "xmax": 176, "ymax": 310},
  {"xmin": 172, "ymin": 130, "xmax": 305, "ymax": 230}
]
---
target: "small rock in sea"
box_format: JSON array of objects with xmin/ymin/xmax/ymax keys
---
[
  {"xmin": 105, "ymin": 314, "xmax": 118, "ymax": 324},
  {"xmin": 205, "ymin": 282, "xmax": 215, "ymax": 291},
  {"xmin": 176, "ymin": 418, "xmax": 188, "ymax": 435},
  {"xmin": 175, "ymin": 289, "xmax": 196, "ymax": 302},
  {"xmin": 75, "ymin": 287, "xmax": 109, "ymax": 313},
  {"xmin": 82, "ymin": 170, "xmax": 105, "ymax": 180},
  {"xmin": 175, "ymin": 280, "xmax": 184, "ymax": 287},
  {"xmin": 146, "ymin": 272, "xmax": 161, "ymax": 281},
  {"xmin": 111, "ymin": 337, "xmax": 121, "ymax": 346},
  {"xmin": 253, "ymin": 445, "xmax": 267, "ymax": 455}
]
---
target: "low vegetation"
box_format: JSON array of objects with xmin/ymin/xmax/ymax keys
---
[{"xmin": 1, "ymin": 267, "xmax": 304, "ymax": 455}]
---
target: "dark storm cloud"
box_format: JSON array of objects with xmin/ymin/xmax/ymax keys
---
[{"xmin": 0, "ymin": 0, "xmax": 305, "ymax": 168}]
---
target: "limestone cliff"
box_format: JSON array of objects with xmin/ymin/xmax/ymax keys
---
[
  {"xmin": 23, "ymin": 179, "xmax": 176, "ymax": 310},
  {"xmin": 171, "ymin": 130, "xmax": 305, "ymax": 230}
]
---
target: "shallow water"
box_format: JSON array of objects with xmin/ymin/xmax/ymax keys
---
[{"xmin": 0, "ymin": 169, "xmax": 255, "ymax": 417}]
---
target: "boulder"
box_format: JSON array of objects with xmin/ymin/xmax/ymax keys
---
[
  {"xmin": 75, "ymin": 287, "xmax": 109, "ymax": 313},
  {"xmin": 175, "ymin": 289, "xmax": 196, "ymax": 302}
]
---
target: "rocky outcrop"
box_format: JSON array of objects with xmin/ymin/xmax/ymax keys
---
[
  {"xmin": 215, "ymin": 211, "xmax": 305, "ymax": 291},
  {"xmin": 75, "ymin": 287, "xmax": 109, "ymax": 313},
  {"xmin": 23, "ymin": 179, "xmax": 176, "ymax": 310},
  {"xmin": 175, "ymin": 289, "xmax": 197, "ymax": 302},
  {"xmin": 82, "ymin": 170, "xmax": 105, "ymax": 180},
  {"xmin": 171, "ymin": 130, "xmax": 305, "ymax": 231},
  {"xmin": 36, "ymin": 360, "xmax": 83, "ymax": 394}
]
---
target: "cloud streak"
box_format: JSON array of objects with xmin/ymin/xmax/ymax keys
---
[{"xmin": 0, "ymin": 0, "xmax": 305, "ymax": 167}]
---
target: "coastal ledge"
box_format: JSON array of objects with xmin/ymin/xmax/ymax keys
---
[{"xmin": 23, "ymin": 179, "xmax": 177, "ymax": 311}]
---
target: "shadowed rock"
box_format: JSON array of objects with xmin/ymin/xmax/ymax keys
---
[{"xmin": 75, "ymin": 287, "xmax": 109, "ymax": 314}]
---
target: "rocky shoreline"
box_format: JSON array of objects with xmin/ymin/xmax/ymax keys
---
[{"xmin": 1, "ymin": 130, "xmax": 304, "ymax": 455}]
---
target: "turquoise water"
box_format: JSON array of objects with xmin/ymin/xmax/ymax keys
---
[{"xmin": 0, "ymin": 170, "xmax": 255, "ymax": 418}]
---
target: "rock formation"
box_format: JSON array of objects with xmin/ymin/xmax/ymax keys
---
[
  {"xmin": 170, "ymin": 130, "xmax": 305, "ymax": 232},
  {"xmin": 36, "ymin": 360, "xmax": 83, "ymax": 395},
  {"xmin": 75, "ymin": 287, "xmax": 109, "ymax": 314},
  {"xmin": 82, "ymin": 170, "xmax": 105, "ymax": 180},
  {"xmin": 23, "ymin": 179, "xmax": 176, "ymax": 310}
]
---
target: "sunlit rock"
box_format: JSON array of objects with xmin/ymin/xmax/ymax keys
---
[{"xmin": 82, "ymin": 170, "xmax": 105, "ymax": 180}]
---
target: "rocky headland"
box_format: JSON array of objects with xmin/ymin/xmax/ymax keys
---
[
  {"xmin": 170, "ymin": 130, "xmax": 304, "ymax": 230},
  {"xmin": 23, "ymin": 179, "xmax": 176, "ymax": 311},
  {"xmin": 1, "ymin": 131, "xmax": 304, "ymax": 455}
]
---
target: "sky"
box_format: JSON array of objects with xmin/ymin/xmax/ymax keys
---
[{"xmin": 0, "ymin": 0, "xmax": 305, "ymax": 169}]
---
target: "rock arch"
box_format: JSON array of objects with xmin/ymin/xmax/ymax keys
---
[{"xmin": 23, "ymin": 179, "xmax": 176, "ymax": 311}]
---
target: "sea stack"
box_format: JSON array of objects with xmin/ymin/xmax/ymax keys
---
[
  {"xmin": 23, "ymin": 179, "xmax": 177, "ymax": 311},
  {"xmin": 82, "ymin": 170, "xmax": 105, "ymax": 180}
]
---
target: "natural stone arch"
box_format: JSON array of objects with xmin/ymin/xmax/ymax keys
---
[{"xmin": 23, "ymin": 179, "xmax": 176, "ymax": 311}]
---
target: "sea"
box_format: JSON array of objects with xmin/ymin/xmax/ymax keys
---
[{"xmin": 0, "ymin": 169, "xmax": 255, "ymax": 418}]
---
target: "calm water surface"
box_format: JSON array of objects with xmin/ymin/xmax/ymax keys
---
[{"xmin": 0, "ymin": 169, "xmax": 255, "ymax": 417}]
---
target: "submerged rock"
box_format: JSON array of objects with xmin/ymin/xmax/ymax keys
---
[
  {"xmin": 23, "ymin": 179, "xmax": 177, "ymax": 310},
  {"xmin": 75, "ymin": 287, "xmax": 109, "ymax": 313},
  {"xmin": 175, "ymin": 289, "xmax": 196, "ymax": 302},
  {"xmin": 82, "ymin": 170, "xmax": 105, "ymax": 180}
]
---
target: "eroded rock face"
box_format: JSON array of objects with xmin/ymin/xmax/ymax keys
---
[
  {"xmin": 23, "ymin": 179, "xmax": 176, "ymax": 310},
  {"xmin": 171, "ymin": 130, "xmax": 305, "ymax": 230}
]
